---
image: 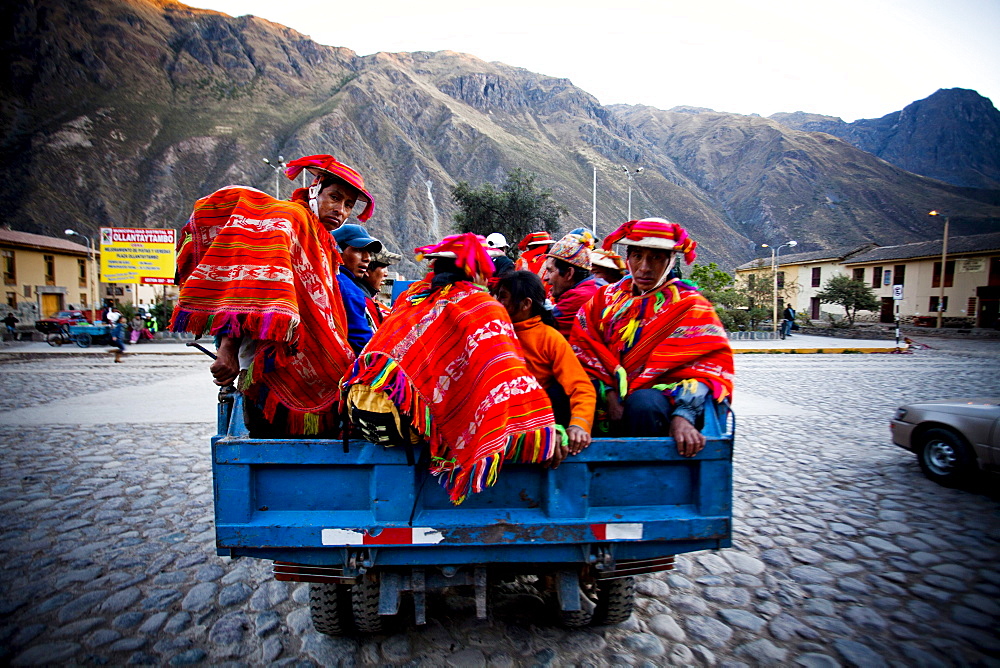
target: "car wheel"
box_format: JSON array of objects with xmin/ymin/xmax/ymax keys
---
[{"xmin": 917, "ymin": 427, "xmax": 975, "ymax": 487}]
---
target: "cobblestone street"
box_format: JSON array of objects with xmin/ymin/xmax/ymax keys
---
[{"xmin": 0, "ymin": 347, "xmax": 998, "ymax": 666}]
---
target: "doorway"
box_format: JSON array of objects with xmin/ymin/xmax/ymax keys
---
[
  {"xmin": 41, "ymin": 293, "xmax": 63, "ymax": 317},
  {"xmin": 880, "ymin": 298, "xmax": 894, "ymax": 323}
]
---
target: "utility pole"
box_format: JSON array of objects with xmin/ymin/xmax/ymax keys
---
[
  {"xmin": 592, "ymin": 166, "xmax": 597, "ymax": 236},
  {"xmin": 761, "ymin": 240, "xmax": 797, "ymax": 334},
  {"xmin": 929, "ymin": 210, "xmax": 950, "ymax": 328},
  {"xmin": 263, "ymin": 155, "xmax": 286, "ymax": 199},
  {"xmin": 620, "ymin": 166, "xmax": 644, "ymax": 219},
  {"xmin": 64, "ymin": 229, "xmax": 98, "ymax": 322}
]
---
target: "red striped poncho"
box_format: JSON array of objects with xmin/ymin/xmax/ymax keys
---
[
  {"xmin": 570, "ymin": 277, "xmax": 734, "ymax": 402},
  {"xmin": 342, "ymin": 278, "xmax": 558, "ymax": 504},
  {"xmin": 170, "ymin": 186, "xmax": 354, "ymax": 434}
]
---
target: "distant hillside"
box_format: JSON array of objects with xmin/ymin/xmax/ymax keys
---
[
  {"xmin": 771, "ymin": 89, "xmax": 1000, "ymax": 190},
  {"xmin": 3, "ymin": 0, "xmax": 999, "ymax": 275}
]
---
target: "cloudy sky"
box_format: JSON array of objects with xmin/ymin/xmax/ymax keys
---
[{"xmin": 194, "ymin": 0, "xmax": 998, "ymax": 122}]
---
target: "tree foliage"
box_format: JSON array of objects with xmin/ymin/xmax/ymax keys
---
[
  {"xmin": 816, "ymin": 274, "xmax": 880, "ymax": 326},
  {"xmin": 690, "ymin": 263, "xmax": 744, "ymax": 308},
  {"xmin": 690, "ymin": 262, "xmax": 770, "ymax": 331},
  {"xmin": 451, "ymin": 169, "xmax": 566, "ymax": 256}
]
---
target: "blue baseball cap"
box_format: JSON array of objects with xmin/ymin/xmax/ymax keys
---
[{"xmin": 332, "ymin": 224, "xmax": 383, "ymax": 253}]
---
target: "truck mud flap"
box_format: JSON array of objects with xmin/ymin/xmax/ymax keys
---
[
  {"xmin": 595, "ymin": 555, "xmax": 675, "ymax": 579},
  {"xmin": 273, "ymin": 562, "xmax": 357, "ymax": 585}
]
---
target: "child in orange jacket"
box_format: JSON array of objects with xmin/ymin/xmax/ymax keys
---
[{"xmin": 494, "ymin": 271, "xmax": 597, "ymax": 466}]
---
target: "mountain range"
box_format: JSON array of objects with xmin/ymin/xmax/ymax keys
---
[{"xmin": 3, "ymin": 0, "xmax": 999, "ymax": 274}]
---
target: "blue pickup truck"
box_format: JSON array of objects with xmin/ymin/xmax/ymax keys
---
[{"xmin": 211, "ymin": 390, "xmax": 734, "ymax": 633}]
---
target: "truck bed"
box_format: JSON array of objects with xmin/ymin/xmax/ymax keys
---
[{"xmin": 212, "ymin": 394, "xmax": 734, "ymax": 569}]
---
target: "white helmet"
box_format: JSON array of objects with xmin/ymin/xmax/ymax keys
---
[{"xmin": 485, "ymin": 232, "xmax": 509, "ymax": 249}]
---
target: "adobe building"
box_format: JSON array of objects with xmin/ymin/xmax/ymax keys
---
[
  {"xmin": 735, "ymin": 233, "xmax": 1000, "ymax": 328},
  {"xmin": 734, "ymin": 244, "xmax": 875, "ymax": 321},
  {"xmin": 843, "ymin": 232, "xmax": 1000, "ymax": 328},
  {"xmin": 1, "ymin": 229, "xmax": 98, "ymax": 321}
]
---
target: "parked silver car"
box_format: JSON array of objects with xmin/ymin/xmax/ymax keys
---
[{"xmin": 890, "ymin": 398, "xmax": 1000, "ymax": 486}]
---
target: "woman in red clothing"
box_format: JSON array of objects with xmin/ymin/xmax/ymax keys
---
[{"xmin": 494, "ymin": 271, "xmax": 596, "ymax": 466}]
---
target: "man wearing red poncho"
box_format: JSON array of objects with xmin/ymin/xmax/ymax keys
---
[
  {"xmin": 342, "ymin": 233, "xmax": 560, "ymax": 505},
  {"xmin": 570, "ymin": 218, "xmax": 734, "ymax": 457},
  {"xmin": 171, "ymin": 155, "xmax": 374, "ymax": 437},
  {"xmin": 514, "ymin": 231, "xmax": 553, "ymax": 275}
]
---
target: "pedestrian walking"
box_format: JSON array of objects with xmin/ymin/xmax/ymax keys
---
[
  {"xmin": 107, "ymin": 307, "xmax": 126, "ymax": 362},
  {"xmin": 781, "ymin": 305, "xmax": 796, "ymax": 339}
]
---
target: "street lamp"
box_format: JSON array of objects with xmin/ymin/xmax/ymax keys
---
[
  {"xmin": 589, "ymin": 165, "xmax": 598, "ymax": 236},
  {"xmin": 929, "ymin": 210, "xmax": 950, "ymax": 328},
  {"xmin": 262, "ymin": 155, "xmax": 286, "ymax": 199},
  {"xmin": 620, "ymin": 166, "xmax": 644, "ymax": 220},
  {"xmin": 65, "ymin": 228, "xmax": 98, "ymax": 323},
  {"xmin": 761, "ymin": 240, "xmax": 797, "ymax": 333}
]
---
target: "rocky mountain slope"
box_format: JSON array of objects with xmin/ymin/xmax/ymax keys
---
[
  {"xmin": 770, "ymin": 88, "xmax": 1000, "ymax": 190},
  {"xmin": 3, "ymin": 0, "xmax": 999, "ymax": 273}
]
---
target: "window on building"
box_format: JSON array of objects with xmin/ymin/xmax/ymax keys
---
[
  {"xmin": 852, "ymin": 268, "xmax": 864, "ymax": 282},
  {"xmin": 6, "ymin": 292, "xmax": 15, "ymax": 308},
  {"xmin": 2, "ymin": 250, "xmax": 14, "ymax": 285},
  {"xmin": 929, "ymin": 296, "xmax": 949, "ymax": 313},
  {"xmin": 990, "ymin": 257, "xmax": 1000, "ymax": 287},
  {"xmin": 872, "ymin": 266, "xmax": 882, "ymax": 288},
  {"xmin": 80, "ymin": 293, "xmax": 88, "ymax": 308},
  {"xmin": 748, "ymin": 274, "xmax": 756, "ymax": 289},
  {"xmin": 777, "ymin": 271, "xmax": 785, "ymax": 289},
  {"xmin": 43, "ymin": 255, "xmax": 55, "ymax": 286},
  {"xmin": 78, "ymin": 259, "xmax": 87, "ymax": 287},
  {"xmin": 811, "ymin": 267, "xmax": 821, "ymax": 287},
  {"xmin": 932, "ymin": 260, "xmax": 955, "ymax": 288},
  {"xmin": 893, "ymin": 264, "xmax": 905, "ymax": 286},
  {"xmin": 23, "ymin": 285, "xmax": 31, "ymax": 298},
  {"xmin": 883, "ymin": 269, "xmax": 892, "ymax": 286},
  {"xmin": 967, "ymin": 297, "xmax": 977, "ymax": 316}
]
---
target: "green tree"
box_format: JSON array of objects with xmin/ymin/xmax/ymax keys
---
[
  {"xmin": 689, "ymin": 262, "xmax": 773, "ymax": 332},
  {"xmin": 724, "ymin": 261, "xmax": 773, "ymax": 331},
  {"xmin": 150, "ymin": 299, "xmax": 173, "ymax": 331},
  {"xmin": 451, "ymin": 169, "xmax": 566, "ymax": 255},
  {"xmin": 690, "ymin": 262, "xmax": 745, "ymax": 308},
  {"xmin": 816, "ymin": 274, "xmax": 880, "ymax": 326}
]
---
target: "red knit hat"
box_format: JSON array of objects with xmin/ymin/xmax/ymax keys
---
[
  {"xmin": 603, "ymin": 217, "xmax": 697, "ymax": 265},
  {"xmin": 284, "ymin": 155, "xmax": 375, "ymax": 222},
  {"xmin": 517, "ymin": 231, "xmax": 554, "ymax": 250},
  {"xmin": 414, "ymin": 233, "xmax": 496, "ymax": 285}
]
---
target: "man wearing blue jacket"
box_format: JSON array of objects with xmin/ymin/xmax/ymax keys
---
[{"xmin": 331, "ymin": 224, "xmax": 383, "ymax": 353}]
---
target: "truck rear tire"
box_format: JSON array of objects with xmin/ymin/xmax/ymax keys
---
[
  {"xmin": 351, "ymin": 578, "xmax": 385, "ymax": 633},
  {"xmin": 557, "ymin": 580, "xmax": 597, "ymax": 628},
  {"xmin": 559, "ymin": 605, "xmax": 595, "ymax": 628},
  {"xmin": 595, "ymin": 577, "xmax": 635, "ymax": 624},
  {"xmin": 309, "ymin": 583, "xmax": 354, "ymax": 636}
]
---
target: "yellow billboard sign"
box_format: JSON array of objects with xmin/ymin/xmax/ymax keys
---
[{"xmin": 99, "ymin": 227, "xmax": 177, "ymax": 284}]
